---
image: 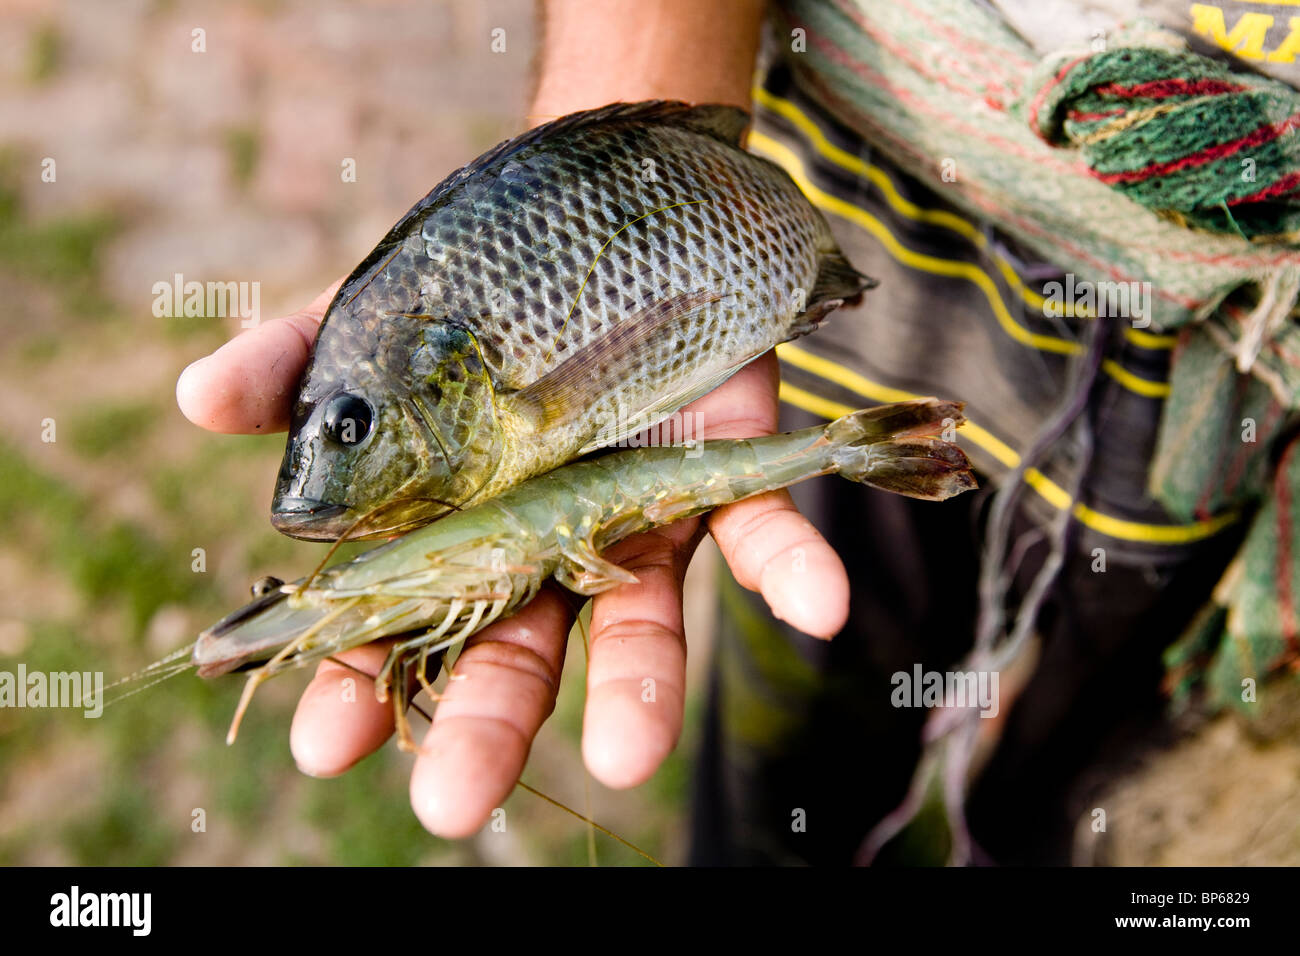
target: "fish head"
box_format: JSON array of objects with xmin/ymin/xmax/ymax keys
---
[{"xmin": 271, "ymin": 319, "xmax": 503, "ymax": 540}]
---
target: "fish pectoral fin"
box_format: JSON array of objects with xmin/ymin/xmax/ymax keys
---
[
  {"xmin": 554, "ymin": 524, "xmax": 639, "ymax": 596},
  {"xmin": 576, "ymin": 354, "xmax": 758, "ymax": 456},
  {"xmin": 502, "ymin": 288, "xmax": 725, "ymax": 431}
]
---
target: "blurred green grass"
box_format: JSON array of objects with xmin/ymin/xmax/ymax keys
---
[
  {"xmin": 0, "ymin": 185, "xmax": 692, "ymax": 868},
  {"xmin": 0, "ymin": 151, "xmax": 119, "ymax": 305},
  {"xmin": 0, "ymin": 6, "xmax": 694, "ymax": 862},
  {"xmin": 26, "ymin": 23, "xmax": 63, "ymax": 86},
  {"xmin": 224, "ymin": 126, "xmax": 262, "ymax": 192}
]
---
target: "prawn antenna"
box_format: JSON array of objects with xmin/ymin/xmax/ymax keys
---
[{"xmin": 97, "ymin": 643, "xmax": 196, "ymax": 709}]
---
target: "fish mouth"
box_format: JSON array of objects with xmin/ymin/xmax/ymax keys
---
[
  {"xmin": 271, "ymin": 495, "xmax": 443, "ymax": 541},
  {"xmin": 271, "ymin": 496, "xmax": 352, "ymax": 539}
]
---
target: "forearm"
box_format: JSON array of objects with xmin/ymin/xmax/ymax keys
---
[{"xmin": 531, "ymin": 0, "xmax": 765, "ymax": 117}]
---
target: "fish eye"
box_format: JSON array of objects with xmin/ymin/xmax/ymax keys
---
[
  {"xmin": 250, "ymin": 575, "xmax": 284, "ymax": 598},
  {"xmin": 322, "ymin": 393, "xmax": 374, "ymax": 446}
]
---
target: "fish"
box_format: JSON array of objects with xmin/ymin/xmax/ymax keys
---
[
  {"xmin": 270, "ymin": 100, "xmax": 874, "ymax": 541},
  {"xmin": 204, "ymin": 399, "xmax": 975, "ymax": 746}
]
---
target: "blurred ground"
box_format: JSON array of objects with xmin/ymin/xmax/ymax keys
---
[
  {"xmin": 1072, "ymin": 682, "xmax": 1300, "ymax": 866},
  {"xmin": 0, "ymin": 0, "xmax": 717, "ymax": 866}
]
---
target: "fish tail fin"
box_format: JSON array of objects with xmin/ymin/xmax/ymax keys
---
[
  {"xmin": 813, "ymin": 249, "xmax": 876, "ymax": 305},
  {"xmin": 791, "ymin": 250, "xmax": 876, "ymax": 335},
  {"xmin": 826, "ymin": 399, "xmax": 977, "ymax": 501}
]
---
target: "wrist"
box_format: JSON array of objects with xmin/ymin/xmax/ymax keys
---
[{"xmin": 529, "ymin": 0, "xmax": 763, "ymax": 121}]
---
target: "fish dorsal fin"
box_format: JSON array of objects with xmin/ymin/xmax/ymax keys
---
[
  {"xmin": 515, "ymin": 101, "xmax": 750, "ymax": 149},
  {"xmin": 672, "ymin": 104, "xmax": 751, "ymax": 145},
  {"xmin": 445, "ymin": 103, "xmax": 749, "ymax": 203},
  {"xmin": 639, "ymin": 101, "xmax": 749, "ymax": 144},
  {"xmin": 503, "ymin": 288, "xmax": 725, "ymax": 431}
]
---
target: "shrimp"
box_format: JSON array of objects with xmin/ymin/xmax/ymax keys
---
[{"xmin": 194, "ymin": 399, "xmax": 975, "ymax": 749}]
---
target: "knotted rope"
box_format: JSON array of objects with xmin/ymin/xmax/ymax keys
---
[{"xmin": 1027, "ymin": 36, "xmax": 1300, "ymax": 243}]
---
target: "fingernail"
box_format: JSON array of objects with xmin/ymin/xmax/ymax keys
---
[
  {"xmin": 176, "ymin": 356, "xmax": 207, "ymax": 394},
  {"xmin": 175, "ymin": 359, "xmax": 210, "ymax": 425}
]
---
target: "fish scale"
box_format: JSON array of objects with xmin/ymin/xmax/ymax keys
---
[{"xmin": 271, "ymin": 100, "xmax": 874, "ymax": 541}]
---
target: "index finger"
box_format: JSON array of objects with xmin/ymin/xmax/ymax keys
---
[{"xmin": 175, "ymin": 280, "xmax": 341, "ymax": 434}]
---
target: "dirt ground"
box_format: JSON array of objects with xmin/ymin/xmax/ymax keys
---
[{"xmin": 1072, "ymin": 682, "xmax": 1300, "ymax": 866}]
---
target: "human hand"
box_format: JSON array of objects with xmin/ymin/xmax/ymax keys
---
[{"xmin": 176, "ymin": 283, "xmax": 850, "ymax": 837}]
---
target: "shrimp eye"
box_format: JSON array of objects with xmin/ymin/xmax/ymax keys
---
[
  {"xmin": 322, "ymin": 393, "xmax": 373, "ymax": 446},
  {"xmin": 250, "ymin": 576, "xmax": 284, "ymax": 598}
]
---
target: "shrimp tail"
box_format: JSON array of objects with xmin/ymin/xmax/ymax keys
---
[{"xmin": 826, "ymin": 399, "xmax": 977, "ymax": 501}]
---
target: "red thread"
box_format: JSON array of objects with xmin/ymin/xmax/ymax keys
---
[
  {"xmin": 1096, "ymin": 112, "xmax": 1300, "ymax": 185},
  {"xmin": 1067, "ymin": 109, "xmax": 1124, "ymax": 122},
  {"xmin": 1092, "ymin": 78, "xmax": 1248, "ymax": 99},
  {"xmin": 1027, "ymin": 56, "xmax": 1089, "ymax": 137},
  {"xmin": 1227, "ymin": 169, "xmax": 1300, "ymax": 206}
]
